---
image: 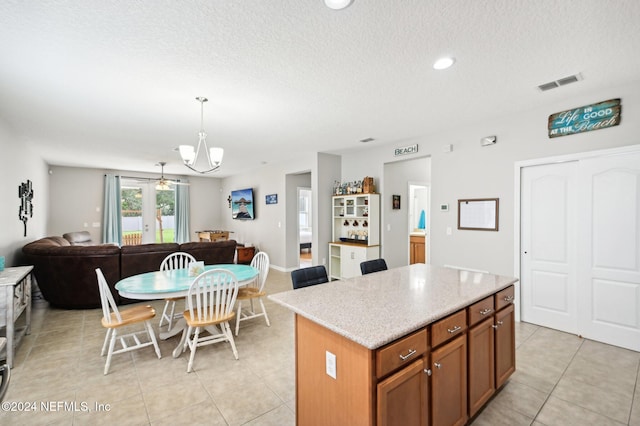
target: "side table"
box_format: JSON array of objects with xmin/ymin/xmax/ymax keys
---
[
  {"xmin": 236, "ymin": 245, "xmax": 256, "ymax": 265},
  {"xmin": 0, "ymin": 266, "xmax": 33, "ymax": 368}
]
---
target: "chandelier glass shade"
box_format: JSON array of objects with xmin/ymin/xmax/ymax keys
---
[
  {"xmin": 324, "ymin": 0, "xmax": 353, "ymax": 10},
  {"xmin": 179, "ymin": 97, "xmax": 224, "ymax": 174}
]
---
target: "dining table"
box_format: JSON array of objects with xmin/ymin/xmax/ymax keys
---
[{"xmin": 115, "ymin": 263, "xmax": 259, "ymax": 357}]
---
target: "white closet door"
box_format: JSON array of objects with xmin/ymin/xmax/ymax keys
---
[
  {"xmin": 578, "ymin": 152, "xmax": 640, "ymax": 351},
  {"xmin": 521, "ymin": 162, "xmax": 578, "ymax": 334}
]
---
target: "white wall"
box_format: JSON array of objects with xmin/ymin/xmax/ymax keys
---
[
  {"xmin": 188, "ymin": 176, "xmax": 223, "ymax": 239},
  {"xmin": 47, "ymin": 166, "xmax": 223, "ymax": 243},
  {"xmin": 48, "ymin": 166, "xmax": 104, "ymax": 241},
  {"xmin": 218, "ymin": 153, "xmax": 319, "ymax": 270},
  {"xmin": 382, "ymin": 156, "xmax": 431, "ymax": 268},
  {"xmin": 6, "ymin": 79, "xmax": 638, "ymax": 278},
  {"xmin": 340, "ymin": 80, "xmax": 640, "ymax": 276},
  {"xmin": 0, "ymin": 119, "xmax": 48, "ymax": 266}
]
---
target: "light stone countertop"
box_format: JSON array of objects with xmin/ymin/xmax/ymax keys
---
[{"xmin": 269, "ymin": 263, "xmax": 518, "ymax": 350}]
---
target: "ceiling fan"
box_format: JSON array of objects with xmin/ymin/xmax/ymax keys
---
[{"xmin": 154, "ymin": 162, "xmax": 189, "ymax": 189}]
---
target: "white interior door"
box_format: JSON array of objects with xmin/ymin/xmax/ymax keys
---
[
  {"xmin": 521, "ymin": 161, "xmax": 578, "ymax": 334},
  {"xmin": 578, "ymin": 152, "xmax": 640, "ymax": 351}
]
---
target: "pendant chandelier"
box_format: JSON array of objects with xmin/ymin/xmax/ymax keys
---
[{"xmin": 178, "ymin": 97, "xmax": 224, "ymax": 174}]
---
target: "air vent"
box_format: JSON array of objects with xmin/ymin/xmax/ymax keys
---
[
  {"xmin": 359, "ymin": 137, "xmax": 375, "ymax": 143},
  {"xmin": 557, "ymin": 75, "xmax": 580, "ymax": 86},
  {"xmin": 538, "ymin": 81, "xmax": 559, "ymax": 91},
  {"xmin": 537, "ymin": 73, "xmax": 582, "ymax": 92}
]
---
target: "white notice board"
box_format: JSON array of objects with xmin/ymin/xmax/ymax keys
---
[{"xmin": 458, "ymin": 198, "xmax": 499, "ymax": 231}]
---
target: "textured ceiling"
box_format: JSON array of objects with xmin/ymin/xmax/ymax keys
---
[{"xmin": 1, "ymin": 0, "xmax": 639, "ymax": 178}]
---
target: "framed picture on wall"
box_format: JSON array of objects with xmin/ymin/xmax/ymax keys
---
[
  {"xmin": 458, "ymin": 198, "xmax": 499, "ymax": 231},
  {"xmin": 266, "ymin": 194, "xmax": 278, "ymax": 205},
  {"xmin": 392, "ymin": 195, "xmax": 401, "ymax": 209}
]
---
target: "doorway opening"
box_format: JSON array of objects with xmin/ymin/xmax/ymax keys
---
[
  {"xmin": 120, "ymin": 180, "xmax": 176, "ymax": 245},
  {"xmin": 408, "ymin": 183, "xmax": 429, "ymax": 264},
  {"xmin": 298, "ymin": 187, "xmax": 313, "ymax": 268}
]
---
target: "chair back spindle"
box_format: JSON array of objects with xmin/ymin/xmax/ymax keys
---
[{"xmin": 96, "ymin": 268, "xmax": 122, "ymax": 324}]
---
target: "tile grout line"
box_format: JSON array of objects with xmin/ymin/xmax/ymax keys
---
[
  {"xmin": 528, "ymin": 330, "xmax": 584, "ymax": 425},
  {"xmin": 533, "ymin": 335, "xmax": 635, "ymax": 426},
  {"xmin": 627, "ymin": 359, "xmax": 640, "ymax": 425}
]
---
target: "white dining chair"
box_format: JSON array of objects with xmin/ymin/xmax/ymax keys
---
[
  {"xmin": 159, "ymin": 252, "xmax": 196, "ymax": 331},
  {"xmin": 235, "ymin": 251, "xmax": 270, "ymax": 336},
  {"xmin": 181, "ymin": 268, "xmax": 239, "ymax": 373},
  {"xmin": 95, "ymin": 268, "xmax": 161, "ymax": 375}
]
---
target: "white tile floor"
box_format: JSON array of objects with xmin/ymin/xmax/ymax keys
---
[{"xmin": 2, "ymin": 269, "xmax": 639, "ymax": 425}]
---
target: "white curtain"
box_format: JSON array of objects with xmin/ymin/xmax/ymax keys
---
[
  {"xmin": 175, "ymin": 181, "xmax": 191, "ymax": 243},
  {"xmin": 102, "ymin": 174, "xmax": 122, "ymax": 245}
]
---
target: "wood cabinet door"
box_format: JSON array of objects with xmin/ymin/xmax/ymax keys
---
[
  {"xmin": 495, "ymin": 304, "xmax": 516, "ymax": 388},
  {"xmin": 431, "ymin": 335, "xmax": 467, "ymax": 426},
  {"xmin": 414, "ymin": 240, "xmax": 425, "ymax": 263},
  {"xmin": 409, "ymin": 237, "xmax": 426, "ymax": 264},
  {"xmin": 467, "ymin": 317, "xmax": 495, "ymax": 417},
  {"xmin": 377, "ymin": 357, "xmax": 429, "ymax": 426}
]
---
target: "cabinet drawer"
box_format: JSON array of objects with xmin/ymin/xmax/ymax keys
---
[
  {"xmin": 431, "ymin": 310, "xmax": 467, "ymax": 348},
  {"xmin": 495, "ymin": 285, "xmax": 515, "ymax": 311},
  {"xmin": 468, "ymin": 296, "xmax": 495, "ymax": 327},
  {"xmin": 376, "ymin": 328, "xmax": 428, "ymax": 378}
]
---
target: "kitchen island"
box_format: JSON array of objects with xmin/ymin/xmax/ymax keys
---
[{"xmin": 269, "ymin": 263, "xmax": 518, "ymax": 426}]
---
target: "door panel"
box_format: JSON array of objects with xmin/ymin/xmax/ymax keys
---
[
  {"xmin": 521, "ymin": 162, "xmax": 578, "ymax": 333},
  {"xmin": 578, "ymin": 153, "xmax": 640, "ymax": 351},
  {"xmin": 531, "ymin": 271, "xmax": 569, "ymax": 313}
]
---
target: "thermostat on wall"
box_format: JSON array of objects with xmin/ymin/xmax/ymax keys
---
[{"xmin": 440, "ymin": 204, "xmax": 449, "ymax": 212}]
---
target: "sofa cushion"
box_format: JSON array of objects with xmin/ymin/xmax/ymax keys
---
[
  {"xmin": 23, "ymin": 237, "xmax": 237, "ymax": 309},
  {"xmin": 23, "ymin": 239, "xmax": 121, "ymax": 309},
  {"xmin": 120, "ymin": 243, "xmax": 180, "ymax": 279},
  {"xmin": 63, "ymin": 231, "xmax": 92, "ymax": 245},
  {"xmin": 180, "ymin": 240, "xmax": 237, "ymax": 265}
]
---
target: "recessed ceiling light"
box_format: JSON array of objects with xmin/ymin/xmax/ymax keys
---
[
  {"xmin": 433, "ymin": 57, "xmax": 455, "ymax": 70},
  {"xmin": 324, "ymin": 0, "xmax": 353, "ymax": 10}
]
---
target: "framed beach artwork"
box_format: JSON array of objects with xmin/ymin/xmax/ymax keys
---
[{"xmin": 231, "ymin": 188, "xmax": 255, "ymax": 220}]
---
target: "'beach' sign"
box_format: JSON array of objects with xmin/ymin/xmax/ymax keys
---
[
  {"xmin": 548, "ymin": 99, "xmax": 621, "ymax": 138},
  {"xmin": 394, "ymin": 144, "xmax": 418, "ymax": 156}
]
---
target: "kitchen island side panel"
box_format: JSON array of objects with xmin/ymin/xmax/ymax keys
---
[{"xmin": 296, "ymin": 314, "xmax": 376, "ymax": 426}]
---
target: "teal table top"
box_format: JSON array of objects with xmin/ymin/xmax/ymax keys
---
[{"xmin": 115, "ymin": 264, "xmax": 259, "ymax": 300}]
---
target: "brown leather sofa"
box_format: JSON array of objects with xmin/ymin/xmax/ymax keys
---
[{"xmin": 22, "ymin": 236, "xmax": 237, "ymax": 309}]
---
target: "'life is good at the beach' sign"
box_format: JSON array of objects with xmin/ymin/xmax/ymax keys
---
[{"xmin": 548, "ymin": 98, "xmax": 621, "ymax": 138}]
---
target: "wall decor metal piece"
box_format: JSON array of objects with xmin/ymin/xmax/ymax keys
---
[
  {"xmin": 19, "ymin": 180, "xmax": 34, "ymax": 236},
  {"xmin": 548, "ymin": 98, "xmax": 621, "ymax": 138}
]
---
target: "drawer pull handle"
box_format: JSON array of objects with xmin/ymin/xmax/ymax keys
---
[
  {"xmin": 447, "ymin": 325, "xmax": 462, "ymax": 334},
  {"xmin": 492, "ymin": 320, "xmax": 504, "ymax": 329},
  {"xmin": 480, "ymin": 308, "xmax": 493, "ymax": 315},
  {"xmin": 503, "ymin": 295, "xmax": 514, "ymax": 302},
  {"xmin": 399, "ymin": 349, "xmax": 417, "ymax": 361}
]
